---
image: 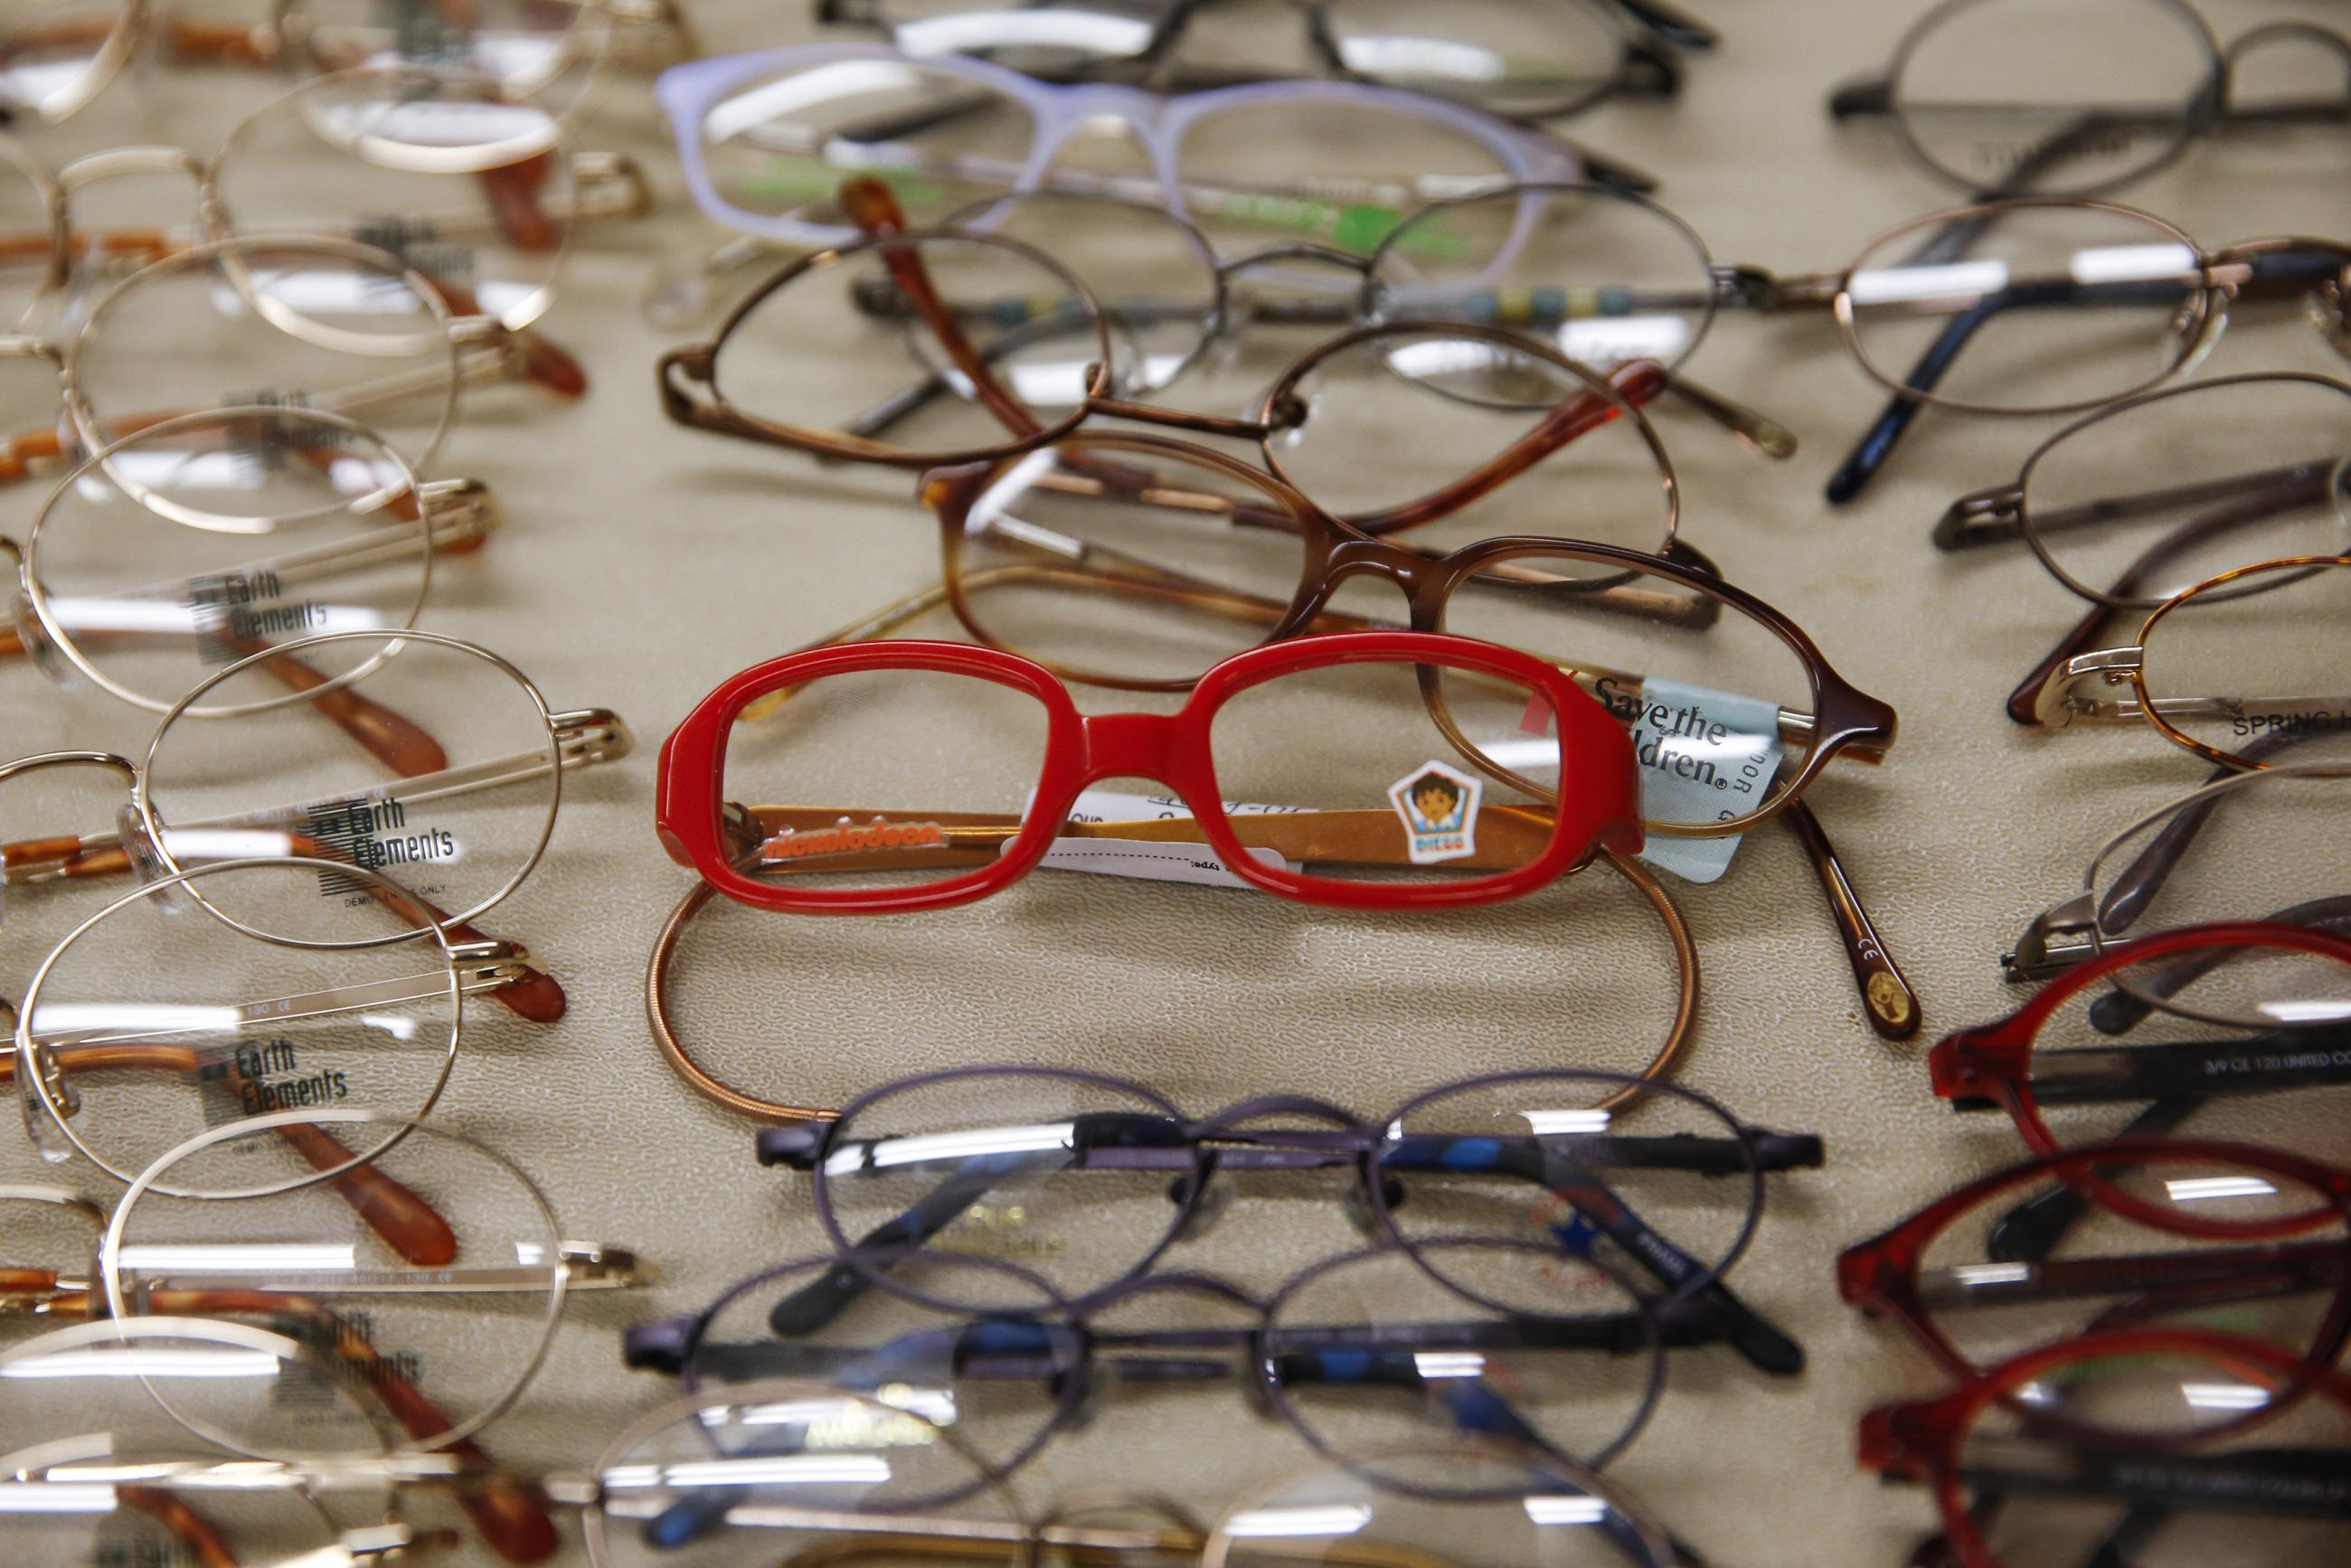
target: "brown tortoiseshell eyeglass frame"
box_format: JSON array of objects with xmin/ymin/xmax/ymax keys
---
[
  {"xmin": 879, "ymin": 434, "xmax": 1906, "ymax": 1022},
  {"xmin": 654, "ymin": 197, "xmax": 1684, "ymax": 553}
]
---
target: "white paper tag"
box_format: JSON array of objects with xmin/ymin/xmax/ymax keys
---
[
  {"xmin": 1845, "ymin": 259, "xmax": 2008, "ymax": 305},
  {"xmin": 209, "ymin": 269, "xmax": 432, "ymax": 319},
  {"xmin": 1558, "ymin": 316, "xmax": 1690, "ymax": 366},
  {"xmin": 2068, "ymin": 241, "xmax": 2197, "ymax": 286},
  {"xmin": 1034, "ymin": 839, "xmax": 1290, "ymax": 890},
  {"xmin": 1058, "ymin": 787, "xmax": 1315, "ymax": 825},
  {"xmin": 1021, "ymin": 787, "xmax": 1306, "ymax": 887}
]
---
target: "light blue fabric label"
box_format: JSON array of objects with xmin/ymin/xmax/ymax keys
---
[{"xmin": 1600, "ymin": 675, "xmax": 1785, "ymax": 885}]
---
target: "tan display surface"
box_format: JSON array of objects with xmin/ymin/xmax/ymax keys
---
[{"xmin": 4, "ymin": 2, "xmax": 2346, "ymax": 1562}]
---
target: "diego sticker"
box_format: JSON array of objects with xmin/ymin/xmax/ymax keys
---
[{"xmin": 1387, "ymin": 760, "xmax": 1483, "ymax": 865}]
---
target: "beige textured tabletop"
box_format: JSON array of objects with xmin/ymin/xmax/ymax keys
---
[{"xmin": 4, "ymin": 3, "xmax": 2347, "ymax": 1564}]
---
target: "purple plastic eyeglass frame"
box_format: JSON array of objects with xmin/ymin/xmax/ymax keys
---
[{"xmin": 656, "ymin": 42, "xmax": 1586, "ymax": 250}]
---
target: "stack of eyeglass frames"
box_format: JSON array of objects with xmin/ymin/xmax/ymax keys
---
[
  {"xmin": 0, "ymin": 1318, "xmax": 1706, "ymax": 1568},
  {"xmin": 1837, "ymin": 921, "xmax": 2351, "ymax": 1568},
  {"xmin": 609, "ymin": 1062, "xmax": 1827, "ymax": 1558},
  {"xmin": 650, "ymin": 168, "xmax": 1922, "ymax": 1035},
  {"xmin": 7, "ymin": 4, "xmax": 2350, "ymax": 1567},
  {"xmin": 0, "ymin": 10, "xmax": 666, "ymax": 1544}
]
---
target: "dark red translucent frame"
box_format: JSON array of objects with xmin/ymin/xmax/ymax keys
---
[
  {"xmin": 1838, "ymin": 1138, "xmax": 2351, "ymax": 1386},
  {"xmin": 1929, "ymin": 921, "xmax": 2351, "ymax": 1187},
  {"xmin": 656, "ymin": 630, "xmax": 1639, "ymax": 916},
  {"xmin": 1858, "ymin": 1328, "xmax": 2351, "ymax": 1568}
]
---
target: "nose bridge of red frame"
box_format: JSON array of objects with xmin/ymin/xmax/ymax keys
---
[{"xmin": 1077, "ymin": 710, "xmax": 1180, "ymax": 789}]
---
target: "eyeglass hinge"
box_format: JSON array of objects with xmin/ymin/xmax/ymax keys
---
[
  {"xmin": 559, "ymin": 1241, "xmax": 643, "ymax": 1288},
  {"xmin": 419, "ymin": 477, "xmax": 501, "ymax": 545},
  {"xmin": 449, "ymin": 938, "xmax": 534, "ymax": 987},
  {"xmin": 447, "ymin": 314, "xmax": 511, "ymax": 353},
  {"xmin": 570, "ymin": 151, "xmax": 655, "ymax": 221},
  {"xmin": 2063, "ymin": 647, "xmax": 2145, "ymax": 681},
  {"xmin": 2002, "ymin": 895, "xmax": 2099, "ymax": 981},
  {"xmin": 1931, "ymin": 483, "xmax": 2025, "ymax": 550},
  {"xmin": 720, "ymin": 800, "xmax": 767, "ymax": 862},
  {"xmin": 552, "ymin": 709, "xmax": 636, "ymax": 768},
  {"xmin": 1714, "ymin": 264, "xmax": 1784, "ymax": 311}
]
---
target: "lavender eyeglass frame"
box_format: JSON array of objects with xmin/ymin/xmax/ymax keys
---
[
  {"xmin": 755, "ymin": 1063, "xmax": 1825, "ymax": 1332},
  {"xmin": 656, "ymin": 42, "xmax": 1585, "ymax": 250}
]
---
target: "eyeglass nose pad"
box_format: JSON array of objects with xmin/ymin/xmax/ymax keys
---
[
  {"xmin": 2307, "ymin": 275, "xmax": 2351, "ymax": 355},
  {"xmin": 12, "ymin": 1028, "xmax": 82, "ymax": 1165},
  {"xmin": 1048, "ymin": 1355, "xmax": 1105, "ymax": 1431},
  {"xmin": 115, "ymin": 803, "xmax": 198, "ymax": 916},
  {"xmin": 12, "ymin": 589, "xmax": 85, "ymax": 694},
  {"xmin": 2172, "ymin": 296, "xmax": 2228, "ymax": 374},
  {"xmin": 1166, "ymin": 1175, "xmax": 1229, "ymax": 1241},
  {"xmin": 1237, "ymin": 1346, "xmax": 1279, "ymax": 1417}
]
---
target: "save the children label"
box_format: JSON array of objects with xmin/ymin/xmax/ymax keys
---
[{"xmin": 1594, "ymin": 675, "xmax": 1784, "ymax": 885}]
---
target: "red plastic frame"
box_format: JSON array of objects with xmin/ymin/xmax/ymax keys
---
[
  {"xmin": 656, "ymin": 632, "xmax": 1641, "ymax": 915},
  {"xmin": 1858, "ymin": 1327, "xmax": 2351, "ymax": 1568},
  {"xmin": 1837, "ymin": 1137, "xmax": 2351, "ymax": 1385},
  {"xmin": 1929, "ymin": 920, "xmax": 2351, "ymax": 1212}
]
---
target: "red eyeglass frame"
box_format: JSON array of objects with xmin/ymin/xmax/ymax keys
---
[
  {"xmin": 656, "ymin": 631, "xmax": 1641, "ymax": 916},
  {"xmin": 1837, "ymin": 1137, "xmax": 2351, "ymax": 1387},
  {"xmin": 1859, "ymin": 1327, "xmax": 2351, "ymax": 1568},
  {"xmin": 1930, "ymin": 919, "xmax": 2351, "ymax": 1171}
]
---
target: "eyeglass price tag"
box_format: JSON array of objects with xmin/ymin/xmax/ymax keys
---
[
  {"xmin": 1557, "ymin": 316, "xmax": 1690, "ymax": 366},
  {"xmin": 1019, "ymin": 787, "xmax": 1304, "ymax": 891},
  {"xmin": 1030, "ymin": 838, "xmax": 1291, "ymax": 890},
  {"xmin": 211, "ymin": 270, "xmax": 434, "ymax": 318},
  {"xmin": 316, "ymin": 99, "xmax": 556, "ymax": 149}
]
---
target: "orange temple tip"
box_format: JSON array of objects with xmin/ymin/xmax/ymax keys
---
[
  {"xmin": 465, "ymin": 1489, "xmax": 564, "ymax": 1565},
  {"xmin": 493, "ymin": 967, "xmax": 570, "ymax": 1025},
  {"xmin": 523, "ymin": 333, "xmax": 590, "ymax": 399},
  {"xmin": 332, "ymin": 690, "xmax": 452, "ymax": 778},
  {"xmin": 282, "ymin": 1122, "xmax": 460, "ymax": 1267},
  {"xmin": 840, "ymin": 175, "xmax": 910, "ymax": 235}
]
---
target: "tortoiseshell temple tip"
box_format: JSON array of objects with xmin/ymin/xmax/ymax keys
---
[
  {"xmin": 463, "ymin": 1484, "xmax": 563, "ymax": 1565},
  {"xmin": 841, "ymin": 175, "xmax": 911, "ymax": 235},
  {"xmin": 493, "ymin": 966, "xmax": 570, "ymax": 1024},
  {"xmin": 481, "ymin": 155, "xmax": 562, "ymax": 254},
  {"xmin": 289, "ymin": 1127, "xmax": 461, "ymax": 1267},
  {"xmin": 522, "ymin": 331, "xmax": 590, "ymax": 400},
  {"xmin": 1783, "ymin": 801, "xmax": 1923, "ymax": 1040}
]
